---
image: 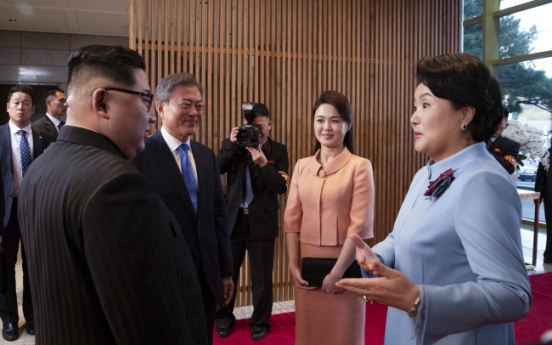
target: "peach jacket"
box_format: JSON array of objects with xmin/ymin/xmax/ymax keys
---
[{"xmin": 284, "ymin": 148, "xmax": 374, "ymax": 246}]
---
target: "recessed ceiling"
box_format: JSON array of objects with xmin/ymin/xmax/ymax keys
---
[{"xmin": 0, "ymin": 0, "xmax": 129, "ymax": 37}]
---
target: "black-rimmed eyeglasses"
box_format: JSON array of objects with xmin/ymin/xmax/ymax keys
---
[{"xmin": 104, "ymin": 87, "xmax": 154, "ymax": 111}]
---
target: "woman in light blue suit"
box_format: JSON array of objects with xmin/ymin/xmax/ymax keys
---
[{"xmin": 337, "ymin": 53, "xmax": 532, "ymax": 345}]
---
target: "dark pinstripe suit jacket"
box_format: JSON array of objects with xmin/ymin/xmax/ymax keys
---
[{"xmin": 18, "ymin": 126, "xmax": 208, "ymax": 345}]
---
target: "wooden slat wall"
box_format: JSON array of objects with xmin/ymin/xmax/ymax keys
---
[{"xmin": 130, "ymin": 0, "xmax": 462, "ymax": 306}]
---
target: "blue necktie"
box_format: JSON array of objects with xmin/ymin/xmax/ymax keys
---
[
  {"xmin": 244, "ymin": 155, "xmax": 254, "ymax": 206},
  {"xmin": 177, "ymin": 143, "xmax": 198, "ymax": 213},
  {"xmin": 18, "ymin": 129, "xmax": 32, "ymax": 177},
  {"xmin": 58, "ymin": 121, "xmax": 65, "ymax": 132}
]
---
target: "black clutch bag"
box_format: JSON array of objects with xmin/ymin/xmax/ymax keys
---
[{"xmin": 301, "ymin": 257, "xmax": 363, "ymax": 287}]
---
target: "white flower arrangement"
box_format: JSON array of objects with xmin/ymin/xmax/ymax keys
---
[{"xmin": 502, "ymin": 119, "xmax": 550, "ymax": 172}]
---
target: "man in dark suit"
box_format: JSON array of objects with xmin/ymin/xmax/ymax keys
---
[
  {"xmin": 487, "ymin": 110, "xmax": 520, "ymax": 175},
  {"xmin": 131, "ymin": 72, "xmax": 233, "ymax": 344},
  {"xmin": 32, "ymin": 87, "xmax": 67, "ymax": 139},
  {"xmin": 215, "ymin": 103, "xmax": 289, "ymax": 341},
  {"xmin": 535, "ymin": 147, "xmax": 552, "ymax": 264},
  {"xmin": 17, "ymin": 45, "xmax": 208, "ymax": 345},
  {"xmin": 0, "ymin": 84, "xmax": 55, "ymax": 341}
]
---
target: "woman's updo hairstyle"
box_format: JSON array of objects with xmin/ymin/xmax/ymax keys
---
[{"xmin": 416, "ymin": 53, "xmax": 502, "ymax": 142}]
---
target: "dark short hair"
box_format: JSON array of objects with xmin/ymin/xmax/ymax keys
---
[
  {"xmin": 312, "ymin": 90, "xmax": 355, "ymax": 154},
  {"xmin": 253, "ymin": 103, "xmax": 270, "ymax": 120},
  {"xmin": 155, "ymin": 73, "xmax": 203, "ymax": 103},
  {"xmin": 7, "ymin": 84, "xmax": 35, "ymax": 105},
  {"xmin": 416, "ymin": 53, "xmax": 501, "ymax": 142},
  {"xmin": 44, "ymin": 87, "xmax": 65, "ymax": 101},
  {"xmin": 67, "ymin": 45, "xmax": 146, "ymax": 91}
]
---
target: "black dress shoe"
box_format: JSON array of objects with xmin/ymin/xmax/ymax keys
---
[
  {"xmin": 251, "ymin": 326, "xmax": 269, "ymax": 341},
  {"xmin": 25, "ymin": 321, "xmax": 35, "ymax": 335},
  {"xmin": 215, "ymin": 319, "xmax": 235, "ymax": 338},
  {"xmin": 2, "ymin": 323, "xmax": 19, "ymax": 341}
]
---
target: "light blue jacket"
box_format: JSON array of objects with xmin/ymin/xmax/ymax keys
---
[{"xmin": 370, "ymin": 142, "xmax": 532, "ymax": 345}]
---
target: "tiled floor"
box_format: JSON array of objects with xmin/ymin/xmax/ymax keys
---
[{"xmin": 2, "ymin": 224, "xmax": 550, "ymax": 344}]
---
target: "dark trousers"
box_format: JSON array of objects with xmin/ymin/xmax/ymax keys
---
[
  {"xmin": 542, "ymin": 198, "xmax": 552, "ymax": 260},
  {"xmin": 215, "ymin": 210, "xmax": 274, "ymax": 329},
  {"xmin": 0, "ymin": 198, "xmax": 33, "ymax": 325},
  {"xmin": 193, "ymin": 259, "xmax": 216, "ymax": 344}
]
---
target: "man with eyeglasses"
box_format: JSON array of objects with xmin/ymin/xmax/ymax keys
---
[
  {"xmin": 17, "ymin": 45, "xmax": 208, "ymax": 345},
  {"xmin": 132, "ymin": 72, "xmax": 234, "ymax": 344},
  {"xmin": 0, "ymin": 84, "xmax": 55, "ymax": 341}
]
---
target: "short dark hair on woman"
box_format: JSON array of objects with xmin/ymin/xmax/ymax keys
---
[
  {"xmin": 416, "ymin": 53, "xmax": 502, "ymax": 142},
  {"xmin": 312, "ymin": 90, "xmax": 355, "ymax": 154}
]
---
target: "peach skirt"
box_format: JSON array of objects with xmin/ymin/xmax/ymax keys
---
[{"xmin": 294, "ymin": 242, "xmax": 366, "ymax": 345}]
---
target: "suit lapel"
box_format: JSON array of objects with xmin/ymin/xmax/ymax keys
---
[
  {"xmin": 251, "ymin": 138, "xmax": 272, "ymax": 179},
  {"xmin": 45, "ymin": 116, "xmax": 56, "ymax": 134},
  {"xmin": 190, "ymin": 141, "xmax": 208, "ymax": 219},
  {"xmin": 150, "ymin": 132, "xmax": 198, "ymax": 221},
  {"xmin": 32, "ymin": 128, "xmax": 45, "ymax": 157},
  {"xmin": 0, "ymin": 126, "xmax": 13, "ymax": 176}
]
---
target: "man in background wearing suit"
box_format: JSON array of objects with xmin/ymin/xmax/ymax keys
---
[
  {"xmin": 132, "ymin": 72, "xmax": 233, "ymax": 344},
  {"xmin": 535, "ymin": 147, "xmax": 552, "ymax": 264},
  {"xmin": 215, "ymin": 103, "xmax": 289, "ymax": 341},
  {"xmin": 487, "ymin": 109, "xmax": 520, "ymax": 175},
  {"xmin": 17, "ymin": 45, "xmax": 208, "ymax": 345},
  {"xmin": 0, "ymin": 84, "xmax": 55, "ymax": 341},
  {"xmin": 32, "ymin": 87, "xmax": 67, "ymax": 139}
]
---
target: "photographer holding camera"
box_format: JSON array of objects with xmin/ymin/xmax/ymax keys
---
[{"xmin": 215, "ymin": 103, "xmax": 289, "ymax": 341}]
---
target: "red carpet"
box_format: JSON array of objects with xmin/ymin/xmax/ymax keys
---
[
  {"xmin": 515, "ymin": 272, "xmax": 552, "ymax": 344},
  {"xmin": 213, "ymin": 302, "xmax": 387, "ymax": 345},
  {"xmin": 214, "ymin": 273, "xmax": 551, "ymax": 345}
]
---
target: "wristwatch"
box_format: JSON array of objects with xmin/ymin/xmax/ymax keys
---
[{"xmin": 408, "ymin": 296, "xmax": 421, "ymax": 318}]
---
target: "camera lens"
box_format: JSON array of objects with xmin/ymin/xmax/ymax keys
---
[{"xmin": 237, "ymin": 130, "xmax": 252, "ymax": 144}]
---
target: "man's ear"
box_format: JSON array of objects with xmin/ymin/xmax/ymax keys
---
[
  {"xmin": 155, "ymin": 102, "xmax": 165, "ymax": 119},
  {"xmin": 91, "ymin": 88, "xmax": 109, "ymax": 119}
]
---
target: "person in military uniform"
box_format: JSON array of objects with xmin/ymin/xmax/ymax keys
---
[{"xmin": 487, "ymin": 109, "xmax": 520, "ymax": 175}]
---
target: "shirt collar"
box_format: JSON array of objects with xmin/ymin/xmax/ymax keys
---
[
  {"xmin": 308, "ymin": 147, "xmax": 352, "ymax": 176},
  {"xmin": 8, "ymin": 120, "xmax": 31, "ymax": 135},
  {"xmin": 46, "ymin": 113, "xmax": 62, "ymax": 127},
  {"xmin": 160, "ymin": 127, "xmax": 192, "ymax": 153},
  {"xmin": 426, "ymin": 142, "xmax": 487, "ymax": 180}
]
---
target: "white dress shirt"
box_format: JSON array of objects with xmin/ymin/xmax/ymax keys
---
[
  {"xmin": 160, "ymin": 127, "xmax": 198, "ymax": 185},
  {"xmin": 46, "ymin": 113, "xmax": 63, "ymax": 133},
  {"xmin": 9, "ymin": 121, "xmax": 33, "ymax": 197}
]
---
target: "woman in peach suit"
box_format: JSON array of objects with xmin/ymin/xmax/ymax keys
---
[{"xmin": 284, "ymin": 90, "xmax": 375, "ymax": 345}]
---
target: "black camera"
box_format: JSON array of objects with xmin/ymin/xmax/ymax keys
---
[{"xmin": 236, "ymin": 102, "xmax": 259, "ymax": 147}]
